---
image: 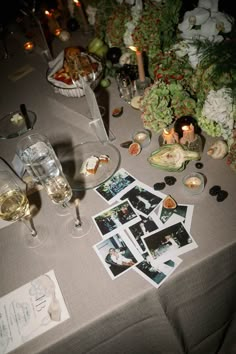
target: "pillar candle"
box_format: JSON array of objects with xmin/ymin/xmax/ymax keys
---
[
  {"xmin": 162, "ymin": 128, "xmax": 176, "ymax": 144},
  {"xmin": 74, "ymin": 0, "xmax": 89, "ymax": 31},
  {"xmin": 136, "ymin": 50, "xmax": 145, "ymax": 82},
  {"xmin": 180, "ymin": 123, "xmax": 195, "ymax": 144},
  {"xmin": 129, "ymin": 46, "xmax": 145, "ymax": 82}
]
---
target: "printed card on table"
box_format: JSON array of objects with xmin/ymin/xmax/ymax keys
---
[
  {"xmin": 119, "ymin": 181, "xmax": 166, "ymax": 218},
  {"xmin": 134, "ymin": 252, "xmax": 182, "ymax": 288},
  {"xmin": 94, "ymin": 168, "xmax": 136, "ymax": 204},
  {"xmin": 92, "ymin": 199, "xmax": 141, "ymax": 238},
  {"xmin": 93, "ymin": 231, "xmax": 143, "ymax": 280},
  {"xmin": 142, "ymin": 221, "xmax": 198, "ymax": 263},
  {"xmin": 0, "ymin": 270, "xmax": 70, "ymax": 354}
]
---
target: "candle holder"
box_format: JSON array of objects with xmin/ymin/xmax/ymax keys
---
[
  {"xmin": 136, "ymin": 77, "xmax": 151, "ymax": 97},
  {"xmin": 132, "ymin": 129, "xmax": 151, "ymax": 148},
  {"xmin": 182, "ymin": 172, "xmax": 205, "ymax": 195},
  {"xmin": 24, "ymin": 41, "xmax": 34, "ymax": 53}
]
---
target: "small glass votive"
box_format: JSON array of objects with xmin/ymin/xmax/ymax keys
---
[
  {"xmin": 182, "ymin": 172, "xmax": 205, "ymax": 195},
  {"xmin": 132, "ymin": 129, "xmax": 151, "ymax": 148},
  {"xmin": 136, "ymin": 77, "xmax": 151, "ymax": 96},
  {"xmin": 24, "ymin": 41, "xmax": 34, "ymax": 53}
]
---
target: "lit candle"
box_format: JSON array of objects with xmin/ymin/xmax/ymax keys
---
[
  {"xmin": 132, "ymin": 129, "xmax": 151, "ymax": 147},
  {"xmin": 24, "ymin": 41, "xmax": 34, "ymax": 53},
  {"xmin": 129, "ymin": 46, "xmax": 145, "ymax": 82},
  {"xmin": 54, "ymin": 28, "xmax": 62, "ymax": 37},
  {"xmin": 182, "ymin": 172, "xmax": 204, "ymax": 194},
  {"xmin": 45, "ymin": 10, "xmax": 59, "ymax": 34},
  {"xmin": 162, "ymin": 128, "xmax": 176, "ymax": 144},
  {"xmin": 180, "ymin": 123, "xmax": 195, "ymax": 144},
  {"xmin": 74, "ymin": 0, "xmax": 89, "ymax": 31}
]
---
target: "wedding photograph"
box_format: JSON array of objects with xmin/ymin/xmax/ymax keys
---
[
  {"xmin": 93, "ymin": 199, "xmax": 140, "ymax": 238},
  {"xmin": 134, "ymin": 253, "xmax": 182, "ymax": 288},
  {"xmin": 119, "ymin": 181, "xmax": 164, "ymax": 217},
  {"xmin": 127, "ymin": 214, "xmax": 160, "ymax": 253},
  {"xmin": 93, "ymin": 232, "xmax": 141, "ymax": 279},
  {"xmin": 95, "ymin": 168, "xmax": 136, "ymax": 204},
  {"xmin": 142, "ymin": 222, "xmax": 198, "ymax": 262}
]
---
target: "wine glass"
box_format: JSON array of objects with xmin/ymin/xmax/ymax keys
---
[
  {"xmin": 16, "ymin": 133, "xmax": 69, "ymax": 216},
  {"xmin": 17, "ymin": 133, "xmax": 92, "ymax": 238},
  {"xmin": 0, "ymin": 171, "xmax": 47, "ymax": 248}
]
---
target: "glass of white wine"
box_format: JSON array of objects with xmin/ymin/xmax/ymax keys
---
[
  {"xmin": 0, "ymin": 171, "xmax": 47, "ymax": 248},
  {"xmin": 17, "ymin": 133, "xmax": 92, "ymax": 238}
]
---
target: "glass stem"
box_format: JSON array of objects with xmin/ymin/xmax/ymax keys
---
[
  {"xmin": 21, "ymin": 217, "xmax": 38, "ymax": 237},
  {"xmin": 62, "ymin": 202, "xmax": 82, "ymax": 228}
]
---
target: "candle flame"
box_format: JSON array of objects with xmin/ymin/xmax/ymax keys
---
[
  {"xmin": 182, "ymin": 125, "xmax": 190, "ymax": 131},
  {"xmin": 73, "ymin": 0, "xmax": 81, "ymax": 6},
  {"xmin": 45, "ymin": 10, "xmax": 52, "ymax": 17},
  {"xmin": 129, "ymin": 46, "xmax": 137, "ymax": 52},
  {"xmin": 163, "ymin": 128, "xmax": 170, "ymax": 134}
]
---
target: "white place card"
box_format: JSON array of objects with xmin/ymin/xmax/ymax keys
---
[{"xmin": 0, "ymin": 270, "xmax": 70, "ymax": 354}]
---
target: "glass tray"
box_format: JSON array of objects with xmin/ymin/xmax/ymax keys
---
[
  {"xmin": 0, "ymin": 110, "xmax": 36, "ymax": 139},
  {"xmin": 60, "ymin": 141, "xmax": 121, "ymax": 190}
]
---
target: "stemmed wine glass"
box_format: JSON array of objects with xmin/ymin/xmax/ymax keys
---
[
  {"xmin": 0, "ymin": 171, "xmax": 47, "ymax": 248},
  {"xmin": 16, "ymin": 133, "xmax": 92, "ymax": 238}
]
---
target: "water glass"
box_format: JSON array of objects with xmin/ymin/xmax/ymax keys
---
[{"xmin": 116, "ymin": 72, "xmax": 133, "ymax": 104}]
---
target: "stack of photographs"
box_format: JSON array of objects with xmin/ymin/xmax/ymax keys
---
[{"xmin": 92, "ymin": 168, "xmax": 197, "ymax": 288}]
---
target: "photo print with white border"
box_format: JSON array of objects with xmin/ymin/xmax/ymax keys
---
[
  {"xmin": 134, "ymin": 252, "xmax": 182, "ymax": 288},
  {"xmin": 93, "ymin": 231, "xmax": 143, "ymax": 279},
  {"xmin": 142, "ymin": 221, "xmax": 198, "ymax": 263},
  {"xmin": 92, "ymin": 199, "xmax": 141, "ymax": 238},
  {"xmin": 94, "ymin": 168, "xmax": 136, "ymax": 204},
  {"xmin": 119, "ymin": 181, "xmax": 166, "ymax": 217},
  {"xmin": 126, "ymin": 213, "xmax": 161, "ymax": 254},
  {"xmin": 157, "ymin": 202, "xmax": 194, "ymax": 232}
]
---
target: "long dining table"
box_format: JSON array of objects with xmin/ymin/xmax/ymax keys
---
[{"xmin": 0, "ymin": 29, "xmax": 236, "ymax": 354}]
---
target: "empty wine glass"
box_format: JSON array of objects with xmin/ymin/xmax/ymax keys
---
[
  {"xmin": 17, "ymin": 133, "xmax": 92, "ymax": 238},
  {"xmin": 0, "ymin": 171, "xmax": 47, "ymax": 248}
]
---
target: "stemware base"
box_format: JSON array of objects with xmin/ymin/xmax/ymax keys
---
[
  {"xmin": 65, "ymin": 216, "xmax": 92, "ymax": 239},
  {"xmin": 22, "ymin": 225, "xmax": 48, "ymax": 248}
]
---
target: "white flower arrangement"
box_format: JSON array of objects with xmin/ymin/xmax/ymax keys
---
[
  {"xmin": 199, "ymin": 87, "xmax": 235, "ymax": 141},
  {"xmin": 123, "ymin": 5, "xmax": 142, "ymax": 47}
]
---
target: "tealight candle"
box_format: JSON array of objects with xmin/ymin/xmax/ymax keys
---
[
  {"xmin": 24, "ymin": 41, "xmax": 34, "ymax": 53},
  {"xmin": 132, "ymin": 129, "xmax": 151, "ymax": 147},
  {"xmin": 182, "ymin": 172, "xmax": 204, "ymax": 195}
]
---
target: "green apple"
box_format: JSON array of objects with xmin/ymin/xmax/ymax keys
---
[
  {"xmin": 88, "ymin": 37, "xmax": 104, "ymax": 54},
  {"xmin": 95, "ymin": 44, "xmax": 109, "ymax": 58}
]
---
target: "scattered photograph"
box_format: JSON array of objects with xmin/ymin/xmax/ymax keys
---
[
  {"xmin": 92, "ymin": 199, "xmax": 141, "ymax": 238},
  {"xmin": 157, "ymin": 203, "xmax": 194, "ymax": 231},
  {"xmin": 134, "ymin": 252, "xmax": 182, "ymax": 288},
  {"xmin": 119, "ymin": 181, "xmax": 165, "ymax": 217},
  {"xmin": 93, "ymin": 232, "xmax": 142, "ymax": 279},
  {"xmin": 142, "ymin": 221, "xmax": 198, "ymax": 262},
  {"xmin": 94, "ymin": 168, "xmax": 136, "ymax": 204},
  {"xmin": 127, "ymin": 213, "xmax": 160, "ymax": 254}
]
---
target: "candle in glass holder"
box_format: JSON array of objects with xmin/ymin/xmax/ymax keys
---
[
  {"xmin": 162, "ymin": 128, "xmax": 176, "ymax": 144},
  {"xmin": 132, "ymin": 129, "xmax": 151, "ymax": 148},
  {"xmin": 182, "ymin": 172, "xmax": 204, "ymax": 195},
  {"xmin": 24, "ymin": 41, "xmax": 34, "ymax": 53}
]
